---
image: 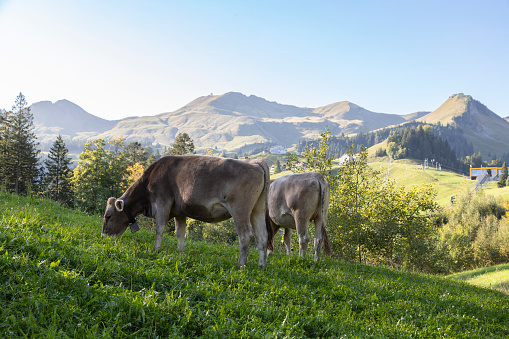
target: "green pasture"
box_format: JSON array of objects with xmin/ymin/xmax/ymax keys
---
[
  {"xmin": 1, "ymin": 191, "xmax": 508, "ymax": 338},
  {"xmin": 448, "ymin": 264, "xmax": 509, "ymax": 294},
  {"xmin": 369, "ymin": 159, "xmax": 475, "ymax": 206}
]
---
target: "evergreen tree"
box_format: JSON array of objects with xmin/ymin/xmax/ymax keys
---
[
  {"xmin": 498, "ymin": 162, "xmax": 507, "ymax": 188},
  {"xmin": 124, "ymin": 141, "xmax": 148, "ymax": 165},
  {"xmin": 0, "ymin": 93, "xmax": 40, "ymax": 194},
  {"xmin": 0, "ymin": 108, "xmax": 15, "ymax": 189},
  {"xmin": 167, "ymin": 132, "xmax": 195, "ymax": 155},
  {"xmin": 273, "ymin": 159, "xmax": 282, "ymax": 174},
  {"xmin": 44, "ymin": 135, "xmax": 73, "ymax": 205}
]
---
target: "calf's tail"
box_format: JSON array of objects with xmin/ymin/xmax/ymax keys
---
[
  {"xmin": 321, "ymin": 177, "xmax": 332, "ymax": 256},
  {"xmin": 266, "ymin": 211, "xmax": 274, "ymax": 252}
]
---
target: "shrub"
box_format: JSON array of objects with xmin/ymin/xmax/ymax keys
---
[{"xmin": 436, "ymin": 189, "xmax": 509, "ymax": 272}]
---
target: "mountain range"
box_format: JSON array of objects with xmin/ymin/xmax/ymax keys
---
[{"xmin": 30, "ymin": 92, "xmax": 509, "ymax": 157}]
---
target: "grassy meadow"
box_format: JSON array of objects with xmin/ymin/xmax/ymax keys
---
[
  {"xmin": 448, "ymin": 264, "xmax": 509, "ymax": 294},
  {"xmin": 1, "ymin": 191, "xmax": 509, "ymax": 338}
]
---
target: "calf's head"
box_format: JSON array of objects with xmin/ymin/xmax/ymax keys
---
[{"xmin": 102, "ymin": 197, "xmax": 129, "ymax": 237}]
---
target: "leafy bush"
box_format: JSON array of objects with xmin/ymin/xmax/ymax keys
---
[{"xmin": 436, "ymin": 189, "xmax": 509, "ymax": 272}]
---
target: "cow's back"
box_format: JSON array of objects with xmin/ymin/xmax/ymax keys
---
[{"xmin": 142, "ymin": 155, "xmax": 266, "ymax": 221}]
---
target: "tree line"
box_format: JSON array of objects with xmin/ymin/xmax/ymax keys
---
[
  {"xmin": 384, "ymin": 125, "xmax": 461, "ymax": 171},
  {"xmin": 296, "ymin": 121, "xmax": 474, "ymax": 159}
]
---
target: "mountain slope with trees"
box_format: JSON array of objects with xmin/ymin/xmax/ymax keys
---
[{"xmin": 418, "ymin": 93, "xmax": 509, "ymax": 157}]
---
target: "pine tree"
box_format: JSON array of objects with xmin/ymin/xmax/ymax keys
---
[
  {"xmin": 0, "ymin": 93, "xmax": 40, "ymax": 194},
  {"xmin": 167, "ymin": 132, "xmax": 195, "ymax": 155},
  {"xmin": 0, "ymin": 108, "xmax": 16, "ymax": 189},
  {"xmin": 44, "ymin": 135, "xmax": 73, "ymax": 205},
  {"xmin": 273, "ymin": 159, "xmax": 282, "ymax": 174},
  {"xmin": 498, "ymin": 162, "xmax": 507, "ymax": 188}
]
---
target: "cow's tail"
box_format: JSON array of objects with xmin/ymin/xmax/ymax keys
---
[
  {"xmin": 320, "ymin": 177, "xmax": 332, "ymax": 256},
  {"xmin": 256, "ymin": 159, "xmax": 274, "ymax": 250}
]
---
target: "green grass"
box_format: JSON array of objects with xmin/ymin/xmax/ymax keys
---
[
  {"xmin": 448, "ymin": 264, "xmax": 509, "ymax": 294},
  {"xmin": 481, "ymin": 181, "xmax": 509, "ymax": 202},
  {"xmin": 368, "ymin": 159, "xmax": 475, "ymax": 205},
  {"xmin": 1, "ymin": 191, "xmax": 509, "ymax": 338}
]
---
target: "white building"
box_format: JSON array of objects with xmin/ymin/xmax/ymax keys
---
[
  {"xmin": 269, "ymin": 146, "xmax": 286, "ymax": 154},
  {"xmin": 338, "ymin": 153, "xmax": 356, "ymax": 165}
]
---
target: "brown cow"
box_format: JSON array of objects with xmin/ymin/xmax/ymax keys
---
[
  {"xmin": 102, "ymin": 155, "xmax": 272, "ymax": 268},
  {"xmin": 266, "ymin": 172, "xmax": 332, "ymax": 261}
]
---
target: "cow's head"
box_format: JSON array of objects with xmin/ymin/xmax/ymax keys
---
[{"xmin": 102, "ymin": 197, "xmax": 130, "ymax": 237}]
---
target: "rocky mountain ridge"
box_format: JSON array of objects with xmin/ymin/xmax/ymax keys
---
[{"xmin": 29, "ymin": 92, "xmax": 508, "ymax": 157}]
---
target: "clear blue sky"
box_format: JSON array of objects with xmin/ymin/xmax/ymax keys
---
[{"xmin": 1, "ymin": 0, "xmax": 508, "ymax": 120}]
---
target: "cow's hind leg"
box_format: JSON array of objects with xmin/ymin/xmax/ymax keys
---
[
  {"xmin": 295, "ymin": 213, "xmax": 310, "ymax": 257},
  {"xmin": 231, "ymin": 213, "xmax": 253, "ymax": 268},
  {"xmin": 175, "ymin": 216, "xmax": 187, "ymax": 252},
  {"xmin": 313, "ymin": 215, "xmax": 324, "ymax": 261},
  {"xmin": 283, "ymin": 228, "xmax": 292, "ymax": 255},
  {"xmin": 251, "ymin": 208, "xmax": 268, "ymax": 268}
]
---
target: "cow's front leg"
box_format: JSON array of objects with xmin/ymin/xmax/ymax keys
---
[{"xmin": 174, "ymin": 216, "xmax": 187, "ymax": 252}]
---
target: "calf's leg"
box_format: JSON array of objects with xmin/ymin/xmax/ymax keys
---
[
  {"xmin": 295, "ymin": 213, "xmax": 310, "ymax": 257},
  {"xmin": 283, "ymin": 228, "xmax": 292, "ymax": 255},
  {"xmin": 313, "ymin": 216, "xmax": 324, "ymax": 261},
  {"xmin": 175, "ymin": 216, "xmax": 187, "ymax": 252}
]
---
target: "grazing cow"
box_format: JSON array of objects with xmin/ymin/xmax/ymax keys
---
[
  {"xmin": 266, "ymin": 172, "xmax": 332, "ymax": 261},
  {"xmin": 102, "ymin": 155, "xmax": 272, "ymax": 268}
]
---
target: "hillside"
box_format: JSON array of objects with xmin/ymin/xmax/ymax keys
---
[
  {"xmin": 417, "ymin": 93, "xmax": 509, "ymax": 157},
  {"xmin": 1, "ymin": 191, "xmax": 508, "ymax": 337},
  {"xmin": 448, "ymin": 263, "xmax": 509, "ymax": 294}
]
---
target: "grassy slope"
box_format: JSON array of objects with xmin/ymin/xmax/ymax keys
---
[
  {"xmin": 368, "ymin": 158, "xmax": 474, "ymax": 206},
  {"xmin": 1, "ymin": 192, "xmax": 509, "ymax": 338},
  {"xmin": 448, "ymin": 264, "xmax": 509, "ymax": 294}
]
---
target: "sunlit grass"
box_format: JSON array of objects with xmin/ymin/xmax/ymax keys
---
[
  {"xmin": 448, "ymin": 264, "xmax": 509, "ymax": 294},
  {"xmin": 1, "ymin": 191, "xmax": 508, "ymax": 338}
]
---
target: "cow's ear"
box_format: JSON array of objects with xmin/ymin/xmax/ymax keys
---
[{"xmin": 115, "ymin": 199, "xmax": 124, "ymax": 212}]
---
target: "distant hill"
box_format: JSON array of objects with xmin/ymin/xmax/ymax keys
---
[
  {"xmin": 31, "ymin": 100, "xmax": 119, "ymax": 152},
  {"xmin": 417, "ymin": 93, "xmax": 509, "ymax": 157},
  {"xmin": 31, "ymin": 92, "xmax": 430, "ymax": 153},
  {"xmin": 29, "ymin": 92, "xmax": 508, "ymax": 158}
]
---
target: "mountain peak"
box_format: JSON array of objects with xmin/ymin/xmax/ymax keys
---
[
  {"xmin": 31, "ymin": 99, "xmax": 118, "ymax": 138},
  {"xmin": 177, "ymin": 91, "xmax": 311, "ymax": 119},
  {"xmin": 449, "ymin": 93, "xmax": 472, "ymax": 102}
]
